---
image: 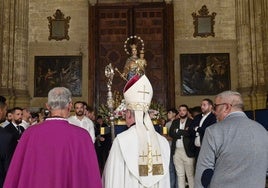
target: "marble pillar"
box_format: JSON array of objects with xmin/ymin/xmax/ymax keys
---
[
  {"xmin": 236, "ymin": 0, "xmax": 267, "ymax": 109},
  {"xmin": 0, "ymin": 0, "xmax": 30, "ymax": 108}
]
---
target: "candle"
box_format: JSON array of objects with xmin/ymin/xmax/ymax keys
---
[
  {"xmin": 163, "ymin": 127, "xmax": 167, "ymax": 135},
  {"xmin": 100, "ymin": 127, "xmax": 105, "ymax": 135}
]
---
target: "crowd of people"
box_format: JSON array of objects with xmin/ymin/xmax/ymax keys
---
[
  {"xmin": 165, "ymin": 95, "xmax": 268, "ymax": 188},
  {"xmin": 0, "ymin": 91, "xmax": 111, "ymax": 188},
  {"xmin": 0, "ymin": 78, "xmax": 267, "ymax": 187}
]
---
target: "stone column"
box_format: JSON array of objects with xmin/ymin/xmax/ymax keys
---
[
  {"xmin": 236, "ymin": 0, "xmax": 266, "ymax": 109},
  {"xmin": 12, "ymin": 0, "xmax": 30, "ymax": 107},
  {"xmin": 251, "ymin": 0, "xmax": 266, "ymax": 109},
  {"xmin": 0, "ymin": 0, "xmax": 16, "ymax": 107},
  {"xmin": 261, "ymin": 0, "xmax": 268, "ymax": 108},
  {"xmin": 0, "ymin": 0, "xmax": 30, "ymax": 107}
]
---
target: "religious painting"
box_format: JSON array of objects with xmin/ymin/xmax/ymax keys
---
[
  {"xmin": 34, "ymin": 56, "xmax": 82, "ymax": 97},
  {"xmin": 180, "ymin": 53, "xmax": 230, "ymax": 95}
]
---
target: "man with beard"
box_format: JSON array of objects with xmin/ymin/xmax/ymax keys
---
[
  {"xmin": 169, "ymin": 104, "xmax": 195, "ymax": 188},
  {"xmin": 4, "ymin": 107, "xmax": 25, "ymax": 155},
  {"xmin": 189, "ymin": 99, "xmax": 216, "ymax": 161},
  {"xmin": 68, "ymin": 101, "xmax": 95, "ymax": 143}
]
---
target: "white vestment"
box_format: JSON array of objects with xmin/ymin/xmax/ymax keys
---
[{"xmin": 102, "ymin": 125, "xmax": 170, "ymax": 188}]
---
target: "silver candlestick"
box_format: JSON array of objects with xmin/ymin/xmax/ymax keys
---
[{"xmin": 105, "ymin": 63, "xmax": 115, "ymax": 141}]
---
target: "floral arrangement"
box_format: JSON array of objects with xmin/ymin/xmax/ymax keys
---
[
  {"xmin": 98, "ymin": 91, "xmax": 126, "ymax": 124},
  {"xmin": 98, "ymin": 91, "xmax": 167, "ymax": 125},
  {"xmin": 149, "ymin": 101, "xmax": 167, "ymax": 121}
]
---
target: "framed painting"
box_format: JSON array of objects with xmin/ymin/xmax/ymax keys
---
[
  {"xmin": 34, "ymin": 56, "xmax": 82, "ymax": 97},
  {"xmin": 180, "ymin": 53, "xmax": 230, "ymax": 95}
]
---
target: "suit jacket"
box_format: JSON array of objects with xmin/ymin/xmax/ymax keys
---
[
  {"xmin": 94, "ymin": 123, "xmax": 112, "ymax": 153},
  {"xmin": 0, "ymin": 127, "xmax": 13, "ymax": 188},
  {"xmin": 195, "ymin": 112, "xmax": 268, "ymax": 188},
  {"xmin": 4, "ymin": 123, "xmax": 24, "ymax": 156},
  {"xmin": 169, "ymin": 118, "xmax": 195, "ymax": 157},
  {"xmin": 189, "ymin": 112, "xmax": 216, "ymax": 145}
]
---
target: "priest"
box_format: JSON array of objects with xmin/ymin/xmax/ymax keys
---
[
  {"xmin": 4, "ymin": 87, "xmax": 101, "ymax": 188},
  {"xmin": 102, "ymin": 75, "xmax": 170, "ymax": 188}
]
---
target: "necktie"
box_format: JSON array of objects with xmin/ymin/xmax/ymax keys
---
[{"xmin": 17, "ymin": 126, "xmax": 22, "ymax": 134}]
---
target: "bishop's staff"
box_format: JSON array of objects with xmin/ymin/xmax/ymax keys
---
[{"xmin": 105, "ymin": 63, "xmax": 115, "ymax": 141}]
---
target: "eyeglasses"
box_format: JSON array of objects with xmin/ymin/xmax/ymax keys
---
[{"xmin": 213, "ymin": 103, "xmax": 231, "ymax": 110}]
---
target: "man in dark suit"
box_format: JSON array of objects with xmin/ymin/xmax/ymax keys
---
[
  {"xmin": 94, "ymin": 115, "xmax": 111, "ymax": 173},
  {"xmin": 0, "ymin": 96, "xmax": 13, "ymax": 188},
  {"xmin": 169, "ymin": 104, "xmax": 195, "ymax": 188},
  {"xmin": 4, "ymin": 107, "xmax": 24, "ymax": 157},
  {"xmin": 189, "ymin": 98, "xmax": 216, "ymax": 161}
]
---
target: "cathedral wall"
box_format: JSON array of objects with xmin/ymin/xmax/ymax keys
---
[
  {"xmin": 27, "ymin": 0, "xmax": 262, "ymax": 111},
  {"xmin": 173, "ymin": 0, "xmax": 238, "ymax": 108},
  {"xmin": 28, "ymin": 0, "xmax": 89, "ymax": 108}
]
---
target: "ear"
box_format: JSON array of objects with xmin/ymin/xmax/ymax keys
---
[
  {"xmin": 125, "ymin": 110, "xmax": 131, "ymax": 119},
  {"xmin": 45, "ymin": 103, "xmax": 50, "ymax": 110},
  {"xmin": 67, "ymin": 102, "xmax": 72, "ymax": 112},
  {"xmin": 225, "ymin": 103, "xmax": 232, "ymax": 112}
]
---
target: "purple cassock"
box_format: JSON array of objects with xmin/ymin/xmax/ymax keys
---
[{"xmin": 3, "ymin": 118, "xmax": 102, "ymax": 188}]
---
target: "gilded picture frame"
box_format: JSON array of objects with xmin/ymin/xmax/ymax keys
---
[
  {"xmin": 192, "ymin": 5, "xmax": 216, "ymax": 38},
  {"xmin": 47, "ymin": 9, "xmax": 71, "ymax": 41}
]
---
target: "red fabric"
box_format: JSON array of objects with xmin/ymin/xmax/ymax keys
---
[
  {"xmin": 123, "ymin": 75, "xmax": 140, "ymax": 92},
  {"xmin": 3, "ymin": 119, "xmax": 102, "ymax": 188}
]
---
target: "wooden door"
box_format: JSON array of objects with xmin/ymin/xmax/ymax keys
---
[{"xmin": 91, "ymin": 2, "xmax": 174, "ymax": 110}]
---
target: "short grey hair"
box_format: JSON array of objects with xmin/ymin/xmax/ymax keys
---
[
  {"xmin": 47, "ymin": 87, "xmax": 72, "ymax": 110},
  {"xmin": 216, "ymin": 90, "xmax": 244, "ymax": 110}
]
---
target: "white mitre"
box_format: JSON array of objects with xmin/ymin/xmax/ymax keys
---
[
  {"xmin": 123, "ymin": 74, "xmax": 165, "ymax": 187},
  {"xmin": 123, "ymin": 75, "xmax": 152, "ymax": 111}
]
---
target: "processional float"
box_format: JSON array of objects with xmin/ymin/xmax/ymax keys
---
[{"xmin": 104, "ymin": 36, "xmax": 147, "ymax": 141}]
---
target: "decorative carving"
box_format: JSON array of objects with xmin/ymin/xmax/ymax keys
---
[
  {"xmin": 192, "ymin": 5, "xmax": 216, "ymax": 38},
  {"xmin": 105, "ymin": 63, "xmax": 115, "ymax": 141},
  {"xmin": 47, "ymin": 9, "xmax": 71, "ymax": 41}
]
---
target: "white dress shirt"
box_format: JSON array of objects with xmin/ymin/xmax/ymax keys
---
[
  {"xmin": 68, "ymin": 115, "xmax": 95, "ymax": 143},
  {"xmin": 194, "ymin": 112, "xmax": 211, "ymax": 147}
]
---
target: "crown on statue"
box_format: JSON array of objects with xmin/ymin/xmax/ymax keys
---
[{"xmin": 124, "ymin": 35, "xmax": 144, "ymax": 55}]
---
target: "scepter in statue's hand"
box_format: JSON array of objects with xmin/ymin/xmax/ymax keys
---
[{"xmin": 115, "ymin": 67, "xmax": 128, "ymax": 82}]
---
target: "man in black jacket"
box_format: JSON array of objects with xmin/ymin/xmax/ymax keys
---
[
  {"xmin": 169, "ymin": 104, "xmax": 195, "ymax": 188},
  {"xmin": 4, "ymin": 107, "xmax": 24, "ymax": 157},
  {"xmin": 189, "ymin": 98, "xmax": 216, "ymax": 161},
  {"xmin": 0, "ymin": 96, "xmax": 13, "ymax": 188}
]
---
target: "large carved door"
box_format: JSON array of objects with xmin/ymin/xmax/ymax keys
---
[{"xmin": 91, "ymin": 2, "xmax": 174, "ymax": 109}]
